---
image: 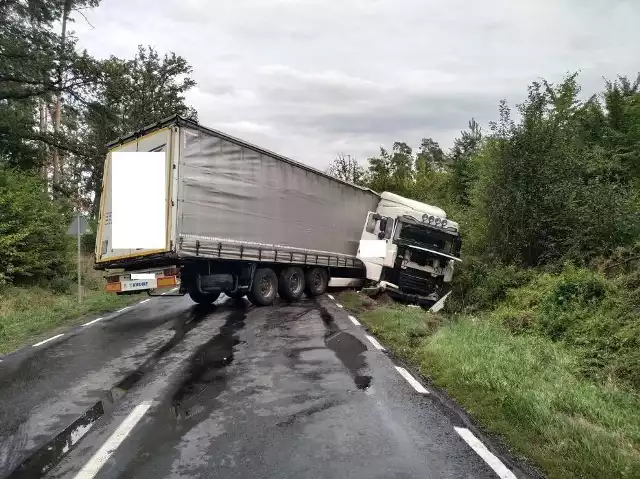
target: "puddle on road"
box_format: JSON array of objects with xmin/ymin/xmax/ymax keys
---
[
  {"xmin": 171, "ymin": 306, "xmax": 247, "ymax": 420},
  {"xmin": 318, "ymin": 304, "xmax": 372, "ymax": 390},
  {"xmin": 6, "ymin": 303, "xmax": 220, "ymax": 479}
]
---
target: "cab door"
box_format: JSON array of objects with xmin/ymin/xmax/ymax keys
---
[{"xmin": 357, "ymin": 212, "xmax": 395, "ymax": 280}]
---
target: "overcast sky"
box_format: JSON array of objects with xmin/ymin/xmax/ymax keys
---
[{"xmin": 74, "ymin": 0, "xmax": 639, "ymax": 170}]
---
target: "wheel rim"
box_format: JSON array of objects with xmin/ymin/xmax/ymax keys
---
[
  {"xmin": 289, "ymin": 272, "xmax": 302, "ymax": 294},
  {"xmin": 260, "ymin": 276, "xmax": 274, "ymax": 298}
]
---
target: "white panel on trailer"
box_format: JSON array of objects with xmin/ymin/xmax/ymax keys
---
[{"xmin": 111, "ymin": 151, "xmax": 167, "ymax": 249}]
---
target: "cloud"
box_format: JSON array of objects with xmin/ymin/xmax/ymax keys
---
[{"xmin": 73, "ymin": 0, "xmax": 640, "ymax": 169}]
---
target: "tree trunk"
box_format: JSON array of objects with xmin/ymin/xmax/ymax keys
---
[
  {"xmin": 39, "ymin": 99, "xmax": 48, "ymax": 180},
  {"xmin": 52, "ymin": 0, "xmax": 72, "ymax": 191}
]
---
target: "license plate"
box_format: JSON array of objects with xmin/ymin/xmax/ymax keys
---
[{"xmin": 121, "ymin": 278, "xmax": 158, "ymax": 291}]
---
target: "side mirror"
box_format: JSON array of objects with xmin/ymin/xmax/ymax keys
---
[
  {"xmin": 378, "ymin": 232, "xmax": 386, "ymax": 240},
  {"xmin": 379, "ymin": 218, "xmax": 387, "ymax": 232}
]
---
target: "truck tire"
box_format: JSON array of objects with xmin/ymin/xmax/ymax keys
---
[
  {"xmin": 278, "ymin": 267, "xmax": 306, "ymax": 302},
  {"xmin": 188, "ymin": 289, "xmax": 221, "ymax": 305},
  {"xmin": 247, "ymin": 268, "xmax": 278, "ymax": 306},
  {"xmin": 305, "ymin": 267, "xmax": 328, "ymax": 296}
]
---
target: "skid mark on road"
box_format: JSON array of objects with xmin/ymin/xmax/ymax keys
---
[{"xmin": 3, "ymin": 302, "xmax": 221, "ymax": 478}]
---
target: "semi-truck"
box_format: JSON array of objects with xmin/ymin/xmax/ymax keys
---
[{"xmin": 94, "ymin": 115, "xmax": 461, "ymax": 307}]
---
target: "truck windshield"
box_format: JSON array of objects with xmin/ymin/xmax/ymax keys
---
[{"xmin": 396, "ymin": 222, "xmax": 460, "ymax": 258}]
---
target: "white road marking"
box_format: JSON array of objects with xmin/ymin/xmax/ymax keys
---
[
  {"xmin": 335, "ymin": 303, "xmax": 343, "ymax": 308},
  {"xmin": 348, "ymin": 315, "xmax": 360, "ymax": 326},
  {"xmin": 32, "ymin": 334, "xmax": 64, "ymax": 348},
  {"xmin": 394, "ymin": 366, "xmax": 429, "ymax": 394},
  {"xmin": 454, "ymin": 427, "xmax": 516, "ymax": 479},
  {"xmin": 327, "ymin": 294, "xmax": 335, "ymax": 300},
  {"xmin": 74, "ymin": 401, "xmax": 152, "ymax": 479},
  {"xmin": 365, "ymin": 334, "xmax": 385, "ymax": 351},
  {"xmin": 161, "ymin": 287, "xmax": 179, "ymax": 295},
  {"xmin": 116, "ymin": 306, "xmax": 130, "ymax": 313},
  {"xmin": 81, "ymin": 317, "xmax": 104, "ymax": 327},
  {"xmin": 139, "ymin": 299, "xmax": 151, "ymax": 304}
]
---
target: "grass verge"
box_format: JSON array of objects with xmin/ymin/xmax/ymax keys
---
[
  {"xmin": 0, "ymin": 287, "xmax": 141, "ymax": 355},
  {"xmin": 337, "ymin": 290, "xmax": 640, "ymax": 479}
]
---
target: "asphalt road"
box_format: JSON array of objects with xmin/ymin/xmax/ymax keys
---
[{"xmin": 0, "ymin": 293, "xmax": 521, "ymax": 479}]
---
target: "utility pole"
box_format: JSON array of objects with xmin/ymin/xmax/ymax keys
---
[{"xmin": 77, "ymin": 209, "xmax": 82, "ymax": 303}]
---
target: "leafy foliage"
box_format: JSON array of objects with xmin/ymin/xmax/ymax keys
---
[
  {"xmin": 0, "ymin": 168, "xmax": 71, "ymax": 285},
  {"xmin": 490, "ymin": 265, "xmax": 640, "ymax": 389}
]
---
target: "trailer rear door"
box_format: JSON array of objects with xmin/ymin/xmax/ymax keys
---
[{"xmin": 95, "ymin": 127, "xmax": 177, "ymax": 264}]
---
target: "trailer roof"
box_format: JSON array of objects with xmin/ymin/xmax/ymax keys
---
[{"xmin": 106, "ymin": 114, "xmax": 379, "ymax": 196}]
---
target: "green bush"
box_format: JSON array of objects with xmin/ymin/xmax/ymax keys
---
[
  {"xmin": 446, "ymin": 256, "xmax": 534, "ymax": 313},
  {"xmin": 0, "ymin": 168, "xmax": 73, "ymax": 285},
  {"xmin": 492, "ymin": 266, "xmax": 640, "ymax": 388}
]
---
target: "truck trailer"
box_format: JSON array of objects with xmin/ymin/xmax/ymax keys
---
[{"xmin": 95, "ymin": 115, "xmax": 461, "ymax": 306}]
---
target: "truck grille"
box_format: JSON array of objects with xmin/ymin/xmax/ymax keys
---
[{"xmin": 397, "ymin": 271, "xmax": 435, "ymax": 294}]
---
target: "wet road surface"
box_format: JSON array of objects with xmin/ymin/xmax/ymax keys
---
[{"xmin": 0, "ymin": 294, "xmax": 518, "ymax": 478}]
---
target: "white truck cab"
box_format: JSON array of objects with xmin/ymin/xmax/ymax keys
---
[{"xmin": 357, "ymin": 192, "xmax": 461, "ymax": 306}]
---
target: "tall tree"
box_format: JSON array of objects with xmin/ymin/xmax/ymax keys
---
[
  {"xmin": 81, "ymin": 46, "xmax": 197, "ymax": 216},
  {"xmin": 416, "ymin": 137, "xmax": 445, "ymax": 177},
  {"xmin": 0, "ymin": 0, "xmax": 102, "ymax": 180},
  {"xmin": 450, "ymin": 118, "xmax": 482, "ymax": 206}
]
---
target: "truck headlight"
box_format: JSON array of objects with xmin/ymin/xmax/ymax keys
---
[
  {"xmin": 435, "ymin": 217, "xmax": 441, "ymax": 225},
  {"xmin": 428, "ymin": 215, "xmax": 435, "ymax": 224},
  {"xmin": 442, "ymin": 219, "xmax": 448, "ymax": 227},
  {"xmin": 422, "ymin": 214, "xmax": 429, "ymax": 222}
]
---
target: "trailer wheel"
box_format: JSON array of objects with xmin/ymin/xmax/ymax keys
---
[
  {"xmin": 188, "ymin": 289, "xmax": 221, "ymax": 305},
  {"xmin": 247, "ymin": 268, "xmax": 278, "ymax": 306},
  {"xmin": 278, "ymin": 267, "xmax": 306, "ymax": 301},
  {"xmin": 305, "ymin": 267, "xmax": 328, "ymax": 296}
]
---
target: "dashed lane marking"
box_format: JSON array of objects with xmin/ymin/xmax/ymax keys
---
[
  {"xmin": 394, "ymin": 366, "xmax": 429, "ymax": 394},
  {"xmin": 454, "ymin": 427, "xmax": 516, "ymax": 479},
  {"xmin": 81, "ymin": 317, "xmax": 104, "ymax": 327},
  {"xmin": 335, "ymin": 303, "xmax": 343, "ymax": 308},
  {"xmin": 74, "ymin": 401, "xmax": 152, "ymax": 479},
  {"xmin": 115, "ymin": 306, "xmax": 130, "ymax": 313},
  {"xmin": 139, "ymin": 299, "xmax": 151, "ymax": 304},
  {"xmin": 32, "ymin": 334, "xmax": 64, "ymax": 348},
  {"xmin": 348, "ymin": 315, "xmax": 360, "ymax": 326},
  {"xmin": 327, "ymin": 294, "xmax": 335, "ymax": 300}
]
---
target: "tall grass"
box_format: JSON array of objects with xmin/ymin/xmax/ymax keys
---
[{"xmin": 0, "ymin": 255, "xmax": 140, "ymax": 354}]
